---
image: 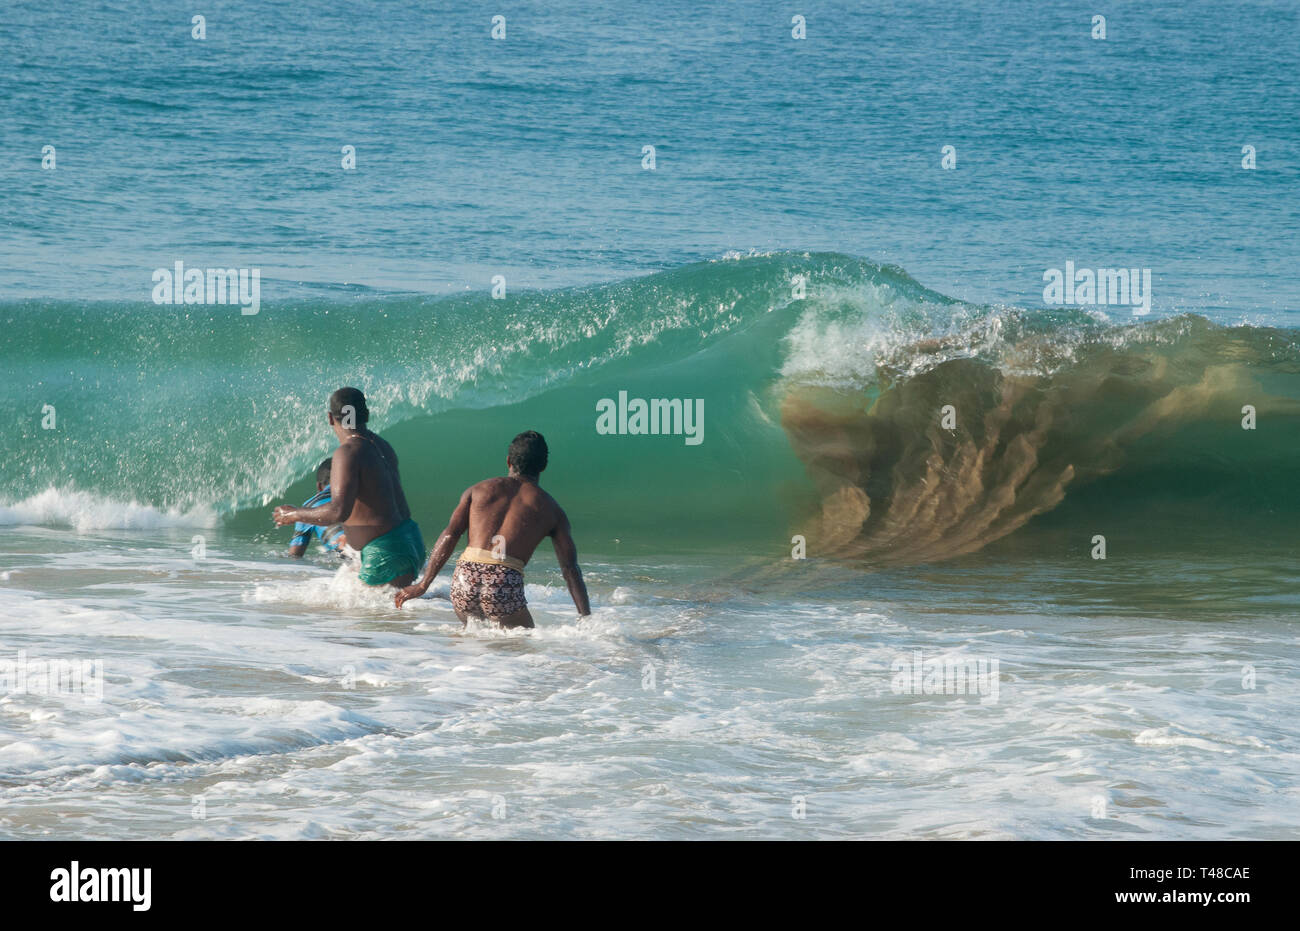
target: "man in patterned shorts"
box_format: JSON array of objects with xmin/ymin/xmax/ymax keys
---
[{"xmin": 394, "ymin": 431, "xmax": 591, "ymax": 628}]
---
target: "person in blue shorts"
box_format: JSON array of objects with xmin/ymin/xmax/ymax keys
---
[
  {"xmin": 273, "ymin": 388, "xmax": 424, "ymax": 587},
  {"xmin": 287, "ymin": 458, "xmax": 349, "ymax": 558}
]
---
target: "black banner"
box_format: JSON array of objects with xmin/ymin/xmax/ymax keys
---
[{"xmin": 1, "ymin": 841, "xmax": 1286, "ymax": 917}]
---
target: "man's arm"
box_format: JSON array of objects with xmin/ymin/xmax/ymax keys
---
[
  {"xmin": 287, "ymin": 519, "xmax": 316, "ymax": 558},
  {"xmin": 550, "ymin": 508, "xmax": 591, "ymax": 617},
  {"xmin": 273, "ymin": 444, "xmax": 358, "ymax": 528},
  {"xmin": 394, "ymin": 486, "xmax": 473, "ymax": 609}
]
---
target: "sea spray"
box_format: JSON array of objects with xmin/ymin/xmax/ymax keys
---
[{"xmin": 3, "ymin": 254, "xmax": 1297, "ymax": 563}]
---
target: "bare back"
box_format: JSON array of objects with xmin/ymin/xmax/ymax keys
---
[
  {"xmin": 394, "ymin": 464, "xmax": 589, "ymax": 621},
  {"xmin": 464, "ymin": 476, "xmax": 561, "ymax": 566},
  {"xmin": 336, "ymin": 432, "xmax": 410, "ymax": 550}
]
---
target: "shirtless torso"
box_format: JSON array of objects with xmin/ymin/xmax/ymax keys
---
[
  {"xmin": 394, "ymin": 469, "xmax": 590, "ymax": 627},
  {"xmin": 330, "ymin": 431, "xmax": 410, "ymax": 551},
  {"xmin": 273, "ymin": 426, "xmax": 416, "ymax": 584},
  {"xmin": 461, "ymin": 475, "xmax": 561, "ymax": 565}
]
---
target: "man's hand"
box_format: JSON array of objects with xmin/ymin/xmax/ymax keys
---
[
  {"xmin": 394, "ymin": 582, "xmax": 428, "ymax": 610},
  {"xmin": 272, "ymin": 505, "xmax": 297, "ymax": 526}
]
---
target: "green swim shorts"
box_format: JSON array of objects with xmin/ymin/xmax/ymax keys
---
[{"xmin": 357, "ymin": 518, "xmax": 426, "ymax": 586}]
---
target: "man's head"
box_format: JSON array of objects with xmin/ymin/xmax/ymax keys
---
[
  {"xmin": 328, "ymin": 387, "xmax": 369, "ymax": 430},
  {"xmin": 315, "ymin": 457, "xmax": 332, "ymax": 491},
  {"xmin": 507, "ymin": 430, "xmax": 548, "ymax": 477}
]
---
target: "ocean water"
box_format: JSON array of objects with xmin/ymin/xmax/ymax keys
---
[{"xmin": 1, "ymin": 0, "xmax": 1297, "ymax": 839}]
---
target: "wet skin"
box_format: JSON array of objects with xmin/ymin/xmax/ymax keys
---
[
  {"xmin": 273, "ymin": 413, "xmax": 415, "ymax": 587},
  {"xmin": 394, "ymin": 466, "xmax": 591, "ymax": 628}
]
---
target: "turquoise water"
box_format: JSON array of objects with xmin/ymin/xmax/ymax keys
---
[
  {"xmin": 3, "ymin": 0, "xmax": 1297, "ymax": 314},
  {"xmin": 0, "ymin": 1, "xmax": 1297, "ymax": 839}
]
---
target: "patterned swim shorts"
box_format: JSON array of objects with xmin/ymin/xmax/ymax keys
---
[{"xmin": 450, "ymin": 560, "xmax": 527, "ymax": 619}]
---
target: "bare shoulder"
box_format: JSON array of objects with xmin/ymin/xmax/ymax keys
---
[
  {"xmin": 470, "ymin": 477, "xmax": 508, "ymax": 497},
  {"xmin": 536, "ymin": 486, "xmax": 565, "ymax": 523},
  {"xmin": 333, "ymin": 436, "xmax": 361, "ymax": 462}
]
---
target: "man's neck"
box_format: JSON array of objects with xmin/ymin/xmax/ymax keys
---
[
  {"xmin": 508, "ymin": 470, "xmax": 539, "ymax": 484},
  {"xmin": 335, "ymin": 425, "xmax": 369, "ymax": 442}
]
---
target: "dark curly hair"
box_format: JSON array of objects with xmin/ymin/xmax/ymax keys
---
[
  {"xmin": 507, "ymin": 430, "xmax": 548, "ymax": 475},
  {"xmin": 329, "ymin": 387, "xmax": 369, "ymax": 426}
]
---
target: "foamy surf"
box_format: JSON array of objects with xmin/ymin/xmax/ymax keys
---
[
  {"xmin": 5, "ymin": 255, "xmax": 1296, "ymax": 566},
  {"xmin": 0, "ymin": 257, "xmax": 1296, "ymax": 844},
  {"xmin": 0, "ymin": 488, "xmax": 218, "ymax": 532}
]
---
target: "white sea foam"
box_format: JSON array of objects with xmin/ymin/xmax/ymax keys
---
[
  {"xmin": 0, "ymin": 488, "xmax": 217, "ymax": 532},
  {"xmin": 0, "ymin": 528, "xmax": 1297, "ymax": 840}
]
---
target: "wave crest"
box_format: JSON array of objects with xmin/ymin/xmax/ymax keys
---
[
  {"xmin": 782, "ymin": 313, "xmax": 1300, "ymax": 564},
  {"xmin": 0, "ymin": 489, "xmax": 218, "ymax": 532}
]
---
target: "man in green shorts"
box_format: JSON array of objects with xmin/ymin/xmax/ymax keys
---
[{"xmin": 273, "ymin": 387, "xmax": 425, "ymax": 587}]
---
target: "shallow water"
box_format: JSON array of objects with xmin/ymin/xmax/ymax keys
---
[
  {"xmin": 2, "ymin": 526, "xmax": 1295, "ymax": 840},
  {"xmin": 2, "ymin": 0, "xmax": 1297, "ymax": 839}
]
